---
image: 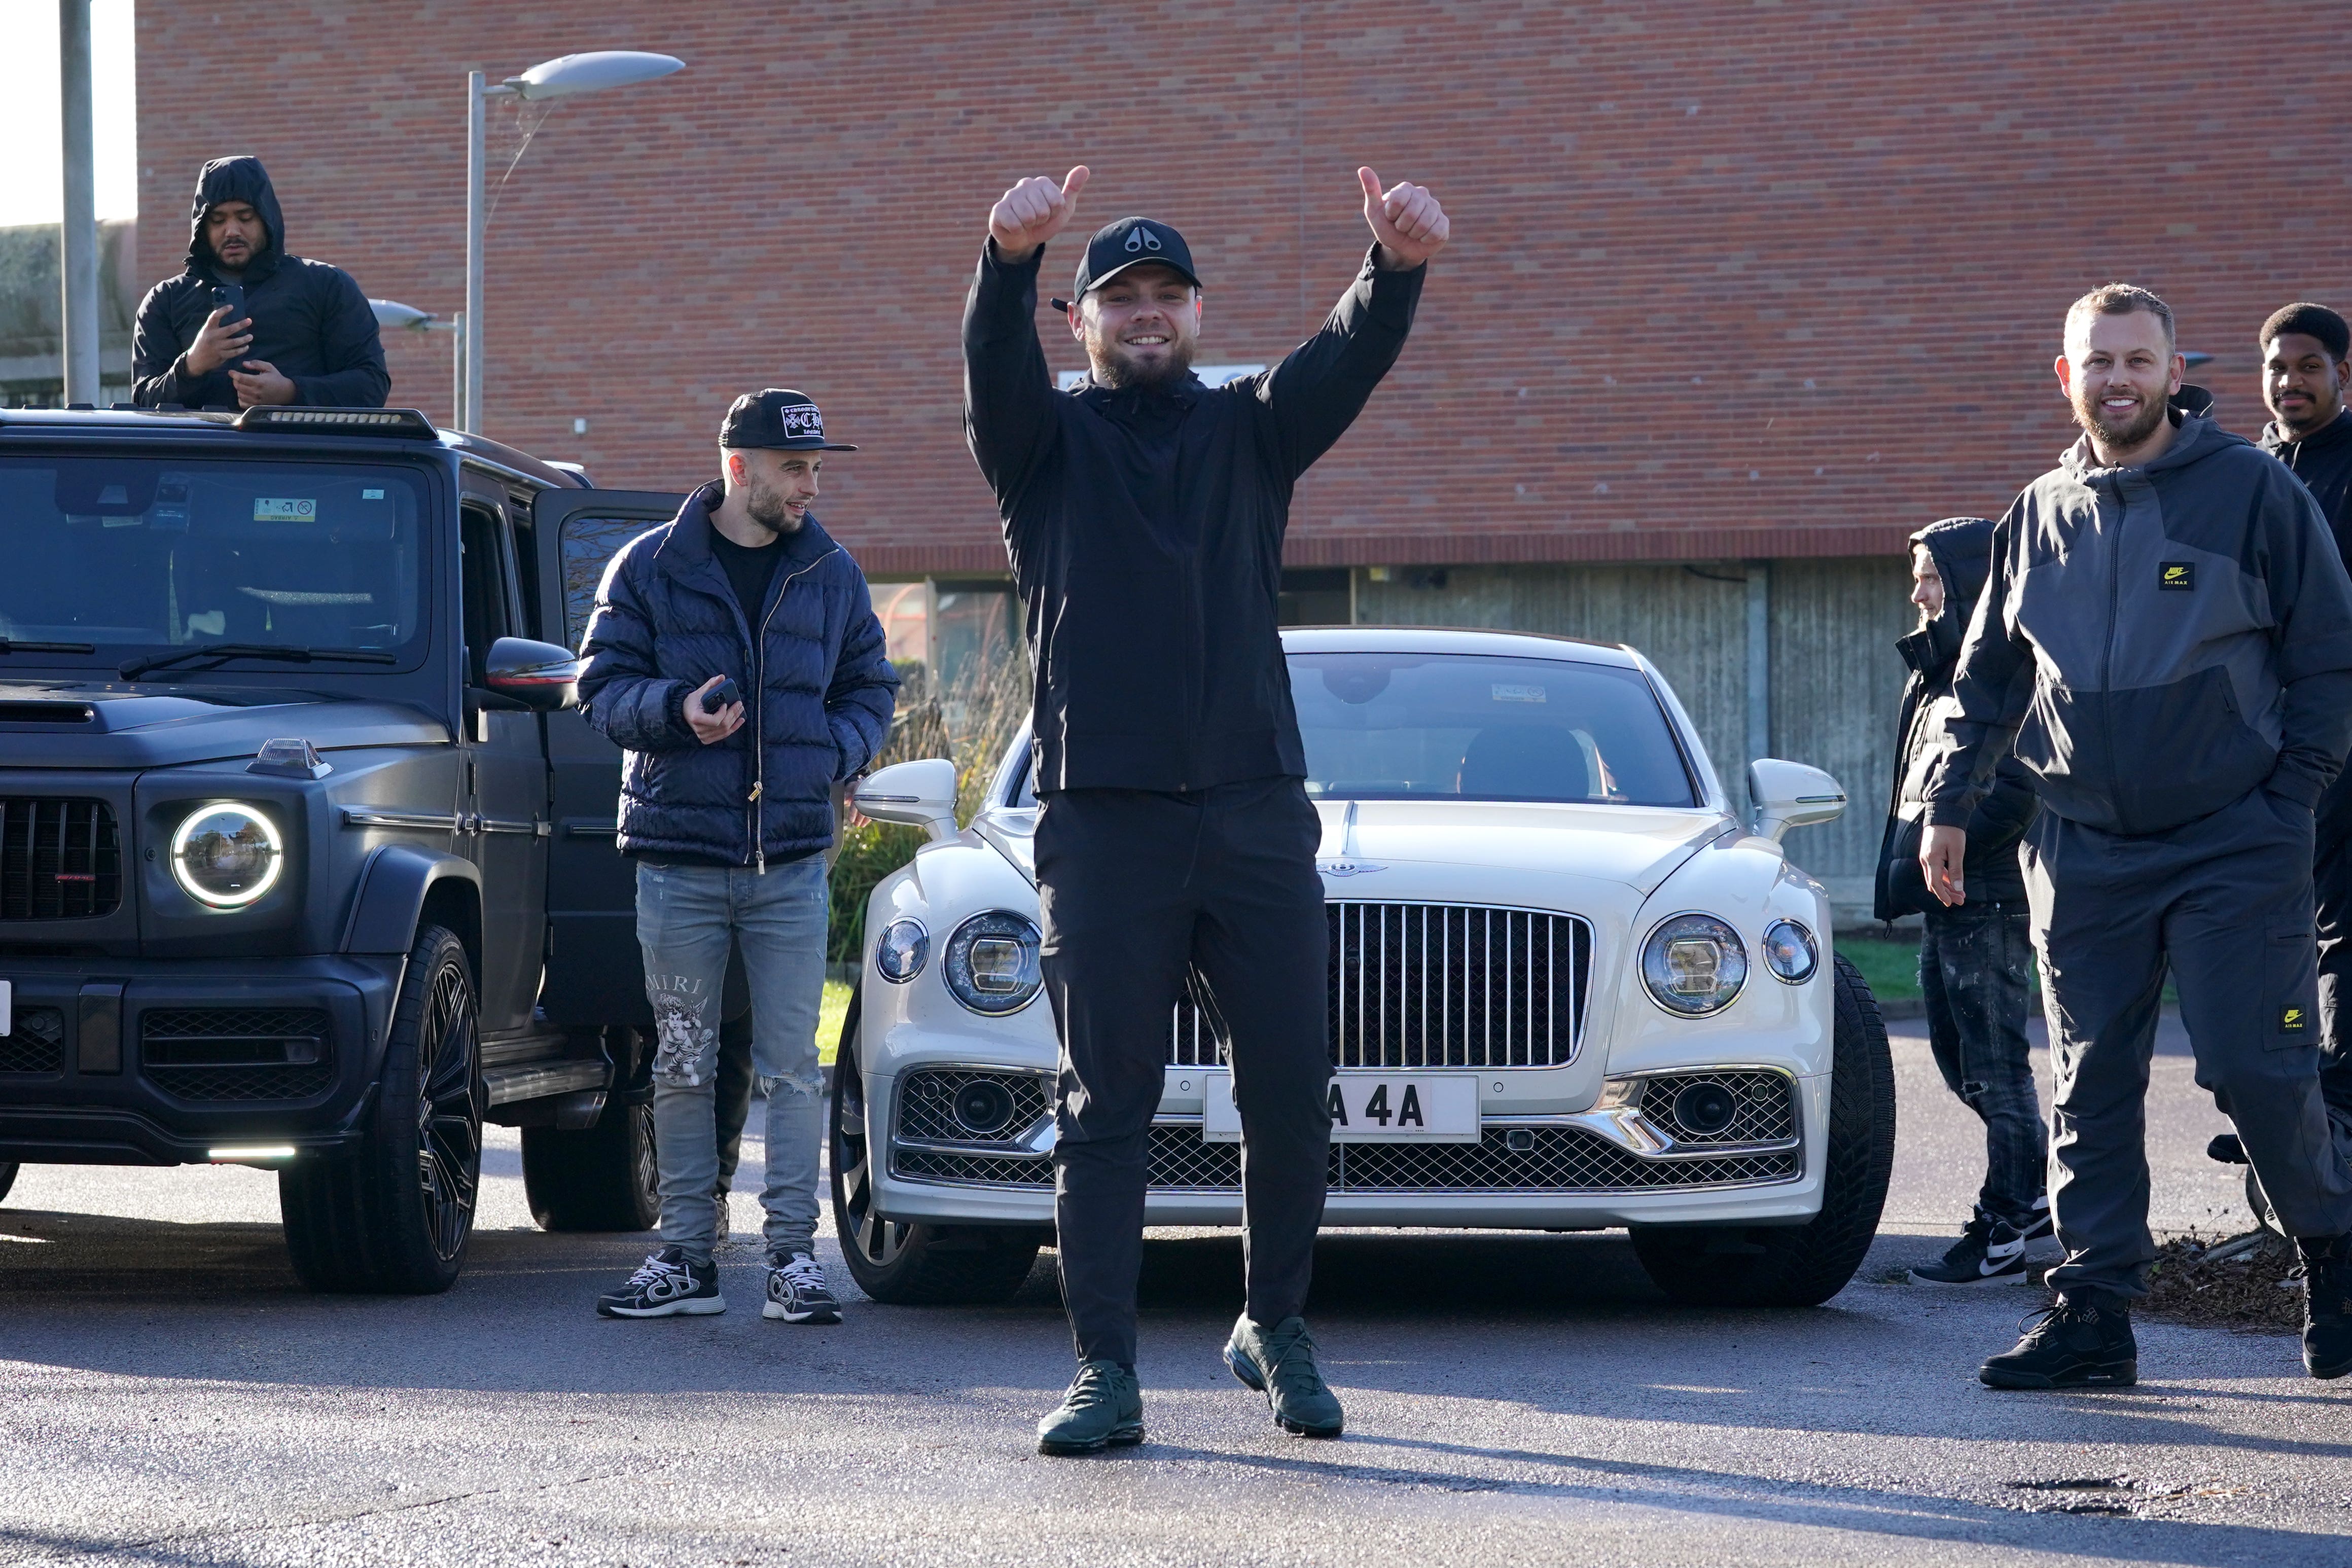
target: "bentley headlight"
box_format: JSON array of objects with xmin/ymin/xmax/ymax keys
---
[
  {"xmin": 1761, "ymin": 918, "xmax": 1819, "ymax": 984},
  {"xmin": 943, "ymin": 911, "xmax": 1043, "ymax": 1014},
  {"xmin": 1641, "ymin": 912, "xmax": 1747, "ymax": 1016},
  {"xmin": 171, "ymin": 803, "xmax": 283, "ymax": 908},
  {"xmin": 874, "ymin": 917, "xmax": 930, "ymax": 983}
]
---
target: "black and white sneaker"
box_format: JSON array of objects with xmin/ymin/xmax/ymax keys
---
[
  {"xmin": 1911, "ymin": 1207, "xmax": 2032, "ymax": 1285},
  {"xmin": 2021, "ymin": 1192, "xmax": 2053, "ymax": 1244},
  {"xmin": 765, "ymin": 1252, "xmax": 842, "ymax": 1324},
  {"xmin": 596, "ymin": 1245, "xmax": 724, "ymax": 1318}
]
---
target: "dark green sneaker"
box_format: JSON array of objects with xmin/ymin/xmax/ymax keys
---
[
  {"xmin": 1225, "ymin": 1314, "xmax": 1345, "ymax": 1438},
  {"xmin": 1036, "ymin": 1359, "xmax": 1145, "ymax": 1455}
]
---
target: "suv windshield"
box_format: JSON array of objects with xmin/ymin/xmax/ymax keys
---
[
  {"xmin": 1291, "ymin": 652, "xmax": 1697, "ymax": 806},
  {"xmin": 0, "ymin": 455, "xmax": 429, "ymax": 665}
]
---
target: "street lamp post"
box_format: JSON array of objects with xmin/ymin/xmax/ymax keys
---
[
  {"xmin": 460, "ymin": 51, "xmax": 683, "ymax": 435},
  {"xmin": 370, "ymin": 300, "xmax": 463, "ymax": 429}
]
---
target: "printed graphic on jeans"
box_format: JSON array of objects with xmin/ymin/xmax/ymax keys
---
[{"xmin": 648, "ymin": 972, "xmax": 717, "ymax": 1087}]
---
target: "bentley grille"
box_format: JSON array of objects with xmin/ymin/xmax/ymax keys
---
[{"xmin": 1170, "ymin": 901, "xmax": 1593, "ymax": 1070}]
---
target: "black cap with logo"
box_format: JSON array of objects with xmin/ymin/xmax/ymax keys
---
[
  {"xmin": 718, "ymin": 388, "xmax": 858, "ymax": 451},
  {"xmin": 1059, "ymin": 217, "xmax": 1201, "ymax": 310}
]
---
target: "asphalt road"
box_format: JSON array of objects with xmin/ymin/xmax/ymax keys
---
[{"xmin": 4, "ymin": 1011, "xmax": 2346, "ymax": 1568}]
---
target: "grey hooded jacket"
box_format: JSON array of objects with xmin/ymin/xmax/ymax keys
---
[{"xmin": 1925, "ymin": 401, "xmax": 2352, "ymax": 836}]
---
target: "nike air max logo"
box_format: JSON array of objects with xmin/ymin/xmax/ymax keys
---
[
  {"xmin": 2284, "ymin": 1006, "xmax": 2307, "ymax": 1031},
  {"xmin": 2160, "ymin": 562, "xmax": 2194, "ymax": 591}
]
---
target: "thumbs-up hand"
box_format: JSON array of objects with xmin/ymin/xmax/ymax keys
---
[
  {"xmin": 988, "ymin": 166, "xmax": 1091, "ymax": 264},
  {"xmin": 1359, "ymin": 167, "xmax": 1449, "ymax": 270}
]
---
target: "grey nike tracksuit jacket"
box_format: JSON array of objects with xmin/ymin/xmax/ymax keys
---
[{"xmin": 1926, "ymin": 404, "xmax": 2352, "ymax": 1293}]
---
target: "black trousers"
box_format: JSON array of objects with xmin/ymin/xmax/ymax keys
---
[
  {"xmin": 2310, "ymin": 806, "xmax": 2352, "ymax": 1133},
  {"xmin": 2028, "ymin": 789, "xmax": 2352, "ymax": 1297},
  {"xmin": 1035, "ymin": 777, "xmax": 1332, "ymax": 1367}
]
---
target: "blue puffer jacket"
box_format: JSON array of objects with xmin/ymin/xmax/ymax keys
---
[{"xmin": 578, "ymin": 483, "xmax": 899, "ymax": 866}]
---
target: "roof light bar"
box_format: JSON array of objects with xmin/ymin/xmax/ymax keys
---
[{"xmin": 232, "ymin": 407, "xmax": 439, "ymax": 438}]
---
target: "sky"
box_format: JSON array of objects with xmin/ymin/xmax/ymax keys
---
[{"xmin": 0, "ymin": 0, "xmax": 138, "ymax": 225}]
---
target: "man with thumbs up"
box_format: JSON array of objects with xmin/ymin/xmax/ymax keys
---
[{"xmin": 964, "ymin": 163, "xmax": 1446, "ymax": 1454}]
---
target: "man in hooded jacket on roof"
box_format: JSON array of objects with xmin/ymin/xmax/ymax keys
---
[{"xmin": 131, "ymin": 156, "xmax": 389, "ymax": 411}]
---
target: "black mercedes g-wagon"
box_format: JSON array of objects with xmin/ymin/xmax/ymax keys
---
[{"xmin": 0, "ymin": 405, "xmax": 695, "ymax": 1292}]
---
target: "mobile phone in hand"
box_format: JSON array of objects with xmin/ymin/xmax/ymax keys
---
[
  {"xmin": 701, "ymin": 676, "xmax": 742, "ymax": 714},
  {"xmin": 212, "ymin": 282, "xmax": 246, "ymax": 325}
]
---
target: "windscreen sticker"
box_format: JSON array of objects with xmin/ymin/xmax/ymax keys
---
[
  {"xmin": 1491, "ymin": 683, "xmax": 1547, "ymax": 703},
  {"xmin": 254, "ymin": 497, "xmax": 317, "ymax": 521},
  {"xmin": 362, "ymin": 488, "xmax": 384, "ymax": 500}
]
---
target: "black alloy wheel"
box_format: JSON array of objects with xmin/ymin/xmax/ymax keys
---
[
  {"xmin": 280, "ymin": 923, "xmax": 484, "ymax": 1293},
  {"xmin": 0, "ymin": 1162, "xmax": 17, "ymax": 1205},
  {"xmin": 828, "ymin": 989, "xmax": 1044, "ymax": 1305}
]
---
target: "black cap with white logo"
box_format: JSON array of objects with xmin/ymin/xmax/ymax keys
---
[
  {"xmin": 718, "ymin": 388, "xmax": 858, "ymax": 451},
  {"xmin": 1067, "ymin": 217, "xmax": 1201, "ymax": 305}
]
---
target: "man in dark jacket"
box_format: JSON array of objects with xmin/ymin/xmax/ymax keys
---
[
  {"xmin": 131, "ymin": 157, "xmax": 388, "ymax": 410},
  {"xmin": 2258, "ymin": 302, "xmax": 2352, "ymax": 1145},
  {"xmin": 1874, "ymin": 516, "xmax": 2047, "ymax": 1285},
  {"xmin": 965, "ymin": 163, "xmax": 1447, "ymax": 1453},
  {"xmin": 1923, "ymin": 284, "xmax": 2352, "ymax": 1388},
  {"xmin": 576, "ymin": 389, "xmax": 897, "ymax": 1325}
]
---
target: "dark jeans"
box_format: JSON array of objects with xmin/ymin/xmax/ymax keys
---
[
  {"xmin": 1918, "ymin": 899, "xmax": 2045, "ymax": 1226},
  {"xmin": 2309, "ymin": 815, "xmax": 2352, "ymax": 1138},
  {"xmin": 1036, "ymin": 778, "xmax": 1332, "ymax": 1368}
]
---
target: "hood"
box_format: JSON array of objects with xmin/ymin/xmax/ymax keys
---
[
  {"xmin": 2060, "ymin": 385, "xmax": 2250, "ymax": 480},
  {"xmin": 1902, "ymin": 515, "xmax": 1995, "ymax": 673},
  {"xmin": 0, "ymin": 681, "xmax": 447, "ymax": 769},
  {"xmin": 184, "ymin": 155, "xmax": 285, "ymax": 278}
]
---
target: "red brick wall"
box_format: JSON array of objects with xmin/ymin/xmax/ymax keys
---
[{"xmin": 135, "ymin": 2, "xmax": 2351, "ymax": 575}]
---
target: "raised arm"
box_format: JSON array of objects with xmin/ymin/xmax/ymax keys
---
[{"xmin": 963, "ymin": 167, "xmax": 1089, "ymax": 504}]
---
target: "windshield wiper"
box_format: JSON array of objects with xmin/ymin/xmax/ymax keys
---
[
  {"xmin": 0, "ymin": 637, "xmax": 98, "ymax": 655},
  {"xmin": 119, "ymin": 643, "xmax": 399, "ymax": 680}
]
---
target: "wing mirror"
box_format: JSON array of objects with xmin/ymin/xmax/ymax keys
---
[
  {"xmin": 854, "ymin": 758, "xmax": 959, "ymax": 842},
  {"xmin": 1748, "ymin": 758, "xmax": 1845, "ymax": 842},
  {"xmin": 482, "ymin": 636, "xmax": 581, "ymax": 711}
]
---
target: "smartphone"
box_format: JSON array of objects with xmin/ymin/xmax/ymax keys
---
[
  {"xmin": 701, "ymin": 676, "xmax": 742, "ymax": 714},
  {"xmin": 212, "ymin": 282, "xmax": 247, "ymax": 325}
]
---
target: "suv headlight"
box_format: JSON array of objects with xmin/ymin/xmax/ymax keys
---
[
  {"xmin": 943, "ymin": 911, "xmax": 1043, "ymax": 1014},
  {"xmin": 874, "ymin": 917, "xmax": 929, "ymax": 983},
  {"xmin": 1641, "ymin": 912, "xmax": 1747, "ymax": 1016},
  {"xmin": 170, "ymin": 803, "xmax": 283, "ymax": 908},
  {"xmin": 1761, "ymin": 918, "xmax": 1819, "ymax": 984}
]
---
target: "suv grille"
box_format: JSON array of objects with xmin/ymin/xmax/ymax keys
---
[
  {"xmin": 141, "ymin": 1007, "xmax": 334, "ymax": 1101},
  {"xmin": 1172, "ymin": 901, "xmax": 1593, "ymax": 1070},
  {"xmin": 0, "ymin": 1006, "xmax": 67, "ymax": 1075},
  {"xmin": 1, "ymin": 798, "xmax": 122, "ymax": 919}
]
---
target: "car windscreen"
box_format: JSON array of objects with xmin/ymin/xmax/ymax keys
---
[
  {"xmin": 0, "ymin": 455, "xmax": 429, "ymax": 664},
  {"xmin": 1290, "ymin": 651, "xmax": 1697, "ymax": 806}
]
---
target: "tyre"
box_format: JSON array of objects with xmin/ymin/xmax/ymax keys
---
[
  {"xmin": 523, "ymin": 1061, "xmax": 659, "ymax": 1232},
  {"xmin": 1630, "ymin": 952, "xmax": 1898, "ymax": 1308},
  {"xmin": 279, "ymin": 923, "xmax": 484, "ymax": 1293},
  {"xmin": 0, "ymin": 1163, "xmax": 16, "ymax": 1205},
  {"xmin": 829, "ymin": 990, "xmax": 1042, "ymax": 1305}
]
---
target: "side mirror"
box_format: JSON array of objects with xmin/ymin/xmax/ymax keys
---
[
  {"xmin": 482, "ymin": 636, "xmax": 581, "ymax": 711},
  {"xmin": 854, "ymin": 758, "xmax": 959, "ymax": 843},
  {"xmin": 1748, "ymin": 758, "xmax": 1845, "ymax": 843}
]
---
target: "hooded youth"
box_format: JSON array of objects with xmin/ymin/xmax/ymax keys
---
[
  {"xmin": 130, "ymin": 157, "xmax": 390, "ymax": 410},
  {"xmin": 1925, "ymin": 396, "xmax": 2352, "ymax": 836}
]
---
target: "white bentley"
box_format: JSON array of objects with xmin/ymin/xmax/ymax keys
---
[{"xmin": 830, "ymin": 626, "xmax": 1895, "ymax": 1308}]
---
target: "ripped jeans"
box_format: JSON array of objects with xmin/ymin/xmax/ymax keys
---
[
  {"xmin": 636, "ymin": 856, "xmax": 829, "ymax": 1265},
  {"xmin": 1919, "ymin": 898, "xmax": 2046, "ymax": 1227}
]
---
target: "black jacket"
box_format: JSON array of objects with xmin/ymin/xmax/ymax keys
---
[
  {"xmin": 576, "ymin": 484, "xmax": 898, "ymax": 868},
  {"xmin": 2261, "ymin": 406, "xmax": 2352, "ymax": 839},
  {"xmin": 1927, "ymin": 401, "xmax": 2352, "ymax": 835},
  {"xmin": 131, "ymin": 157, "xmax": 390, "ymax": 410},
  {"xmin": 1873, "ymin": 516, "xmax": 2037, "ymax": 919},
  {"xmin": 963, "ymin": 240, "xmax": 1422, "ymax": 793}
]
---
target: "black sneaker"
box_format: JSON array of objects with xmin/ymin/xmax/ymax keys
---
[
  {"xmin": 1980, "ymin": 1290, "xmax": 2138, "ymax": 1388},
  {"xmin": 596, "ymin": 1245, "xmax": 724, "ymax": 1318},
  {"xmin": 2299, "ymin": 1234, "xmax": 2352, "ymax": 1380},
  {"xmin": 1911, "ymin": 1207, "xmax": 2032, "ymax": 1286},
  {"xmin": 763, "ymin": 1252, "xmax": 841, "ymax": 1324},
  {"xmin": 2021, "ymin": 1192, "xmax": 2053, "ymax": 1244},
  {"xmin": 2207, "ymin": 1133, "xmax": 2249, "ymax": 1165}
]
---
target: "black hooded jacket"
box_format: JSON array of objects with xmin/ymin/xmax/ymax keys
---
[
  {"xmin": 131, "ymin": 157, "xmax": 389, "ymax": 410},
  {"xmin": 2261, "ymin": 406, "xmax": 2352, "ymax": 568},
  {"xmin": 1873, "ymin": 516, "xmax": 2037, "ymax": 919}
]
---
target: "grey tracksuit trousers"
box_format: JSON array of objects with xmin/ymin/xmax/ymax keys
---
[
  {"xmin": 2027, "ymin": 788, "xmax": 2352, "ymax": 1297},
  {"xmin": 1036, "ymin": 778, "xmax": 1333, "ymax": 1368}
]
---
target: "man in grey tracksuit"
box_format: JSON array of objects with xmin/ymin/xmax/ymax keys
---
[{"xmin": 1923, "ymin": 283, "xmax": 2352, "ymax": 1387}]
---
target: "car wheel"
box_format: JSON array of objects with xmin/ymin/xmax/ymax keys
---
[
  {"xmin": 0, "ymin": 1163, "xmax": 17, "ymax": 1205},
  {"xmin": 522, "ymin": 1049, "xmax": 660, "ymax": 1232},
  {"xmin": 1629, "ymin": 952, "xmax": 1897, "ymax": 1308},
  {"xmin": 279, "ymin": 923, "xmax": 484, "ymax": 1294},
  {"xmin": 828, "ymin": 990, "xmax": 1043, "ymax": 1305}
]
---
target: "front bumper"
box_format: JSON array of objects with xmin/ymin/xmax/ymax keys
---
[{"xmin": 0, "ymin": 954, "xmax": 404, "ymax": 1165}]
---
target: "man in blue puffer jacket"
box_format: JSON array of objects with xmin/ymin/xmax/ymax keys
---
[{"xmin": 577, "ymin": 389, "xmax": 898, "ymax": 1325}]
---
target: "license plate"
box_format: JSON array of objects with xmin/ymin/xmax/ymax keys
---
[{"xmin": 1200, "ymin": 1071, "xmax": 1479, "ymax": 1143}]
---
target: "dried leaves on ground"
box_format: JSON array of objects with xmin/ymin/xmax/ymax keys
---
[{"xmin": 2033, "ymin": 1230, "xmax": 2303, "ymax": 1334}]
